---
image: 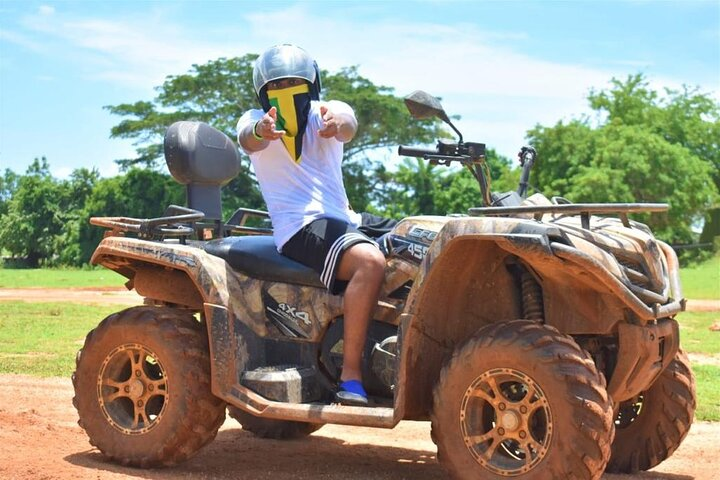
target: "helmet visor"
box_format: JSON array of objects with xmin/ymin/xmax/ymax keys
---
[{"xmin": 253, "ymin": 45, "xmax": 317, "ymax": 94}]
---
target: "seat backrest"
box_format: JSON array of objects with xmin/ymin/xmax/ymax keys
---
[{"xmin": 164, "ymin": 121, "xmax": 241, "ymax": 221}]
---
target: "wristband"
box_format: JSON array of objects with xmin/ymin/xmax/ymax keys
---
[{"xmin": 252, "ymin": 121, "xmax": 263, "ymax": 140}]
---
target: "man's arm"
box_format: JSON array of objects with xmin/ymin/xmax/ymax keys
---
[
  {"xmin": 238, "ymin": 107, "xmax": 285, "ymax": 152},
  {"xmin": 318, "ymin": 104, "xmax": 357, "ymax": 143}
]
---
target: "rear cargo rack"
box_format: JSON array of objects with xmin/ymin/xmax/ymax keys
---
[
  {"xmin": 90, "ymin": 205, "xmax": 204, "ymax": 239},
  {"xmin": 90, "ymin": 205, "xmax": 273, "ymax": 241},
  {"xmin": 469, "ymin": 203, "xmax": 668, "ymax": 230}
]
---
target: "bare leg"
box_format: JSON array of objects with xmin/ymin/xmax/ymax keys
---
[{"xmin": 334, "ymin": 242, "xmax": 386, "ymax": 383}]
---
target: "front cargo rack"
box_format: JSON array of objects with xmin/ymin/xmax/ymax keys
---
[{"xmin": 469, "ymin": 203, "xmax": 668, "ymax": 230}]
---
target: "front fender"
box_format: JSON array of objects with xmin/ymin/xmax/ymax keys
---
[
  {"xmin": 397, "ymin": 218, "xmax": 560, "ymax": 418},
  {"xmin": 395, "ymin": 216, "xmax": 681, "ymax": 419}
]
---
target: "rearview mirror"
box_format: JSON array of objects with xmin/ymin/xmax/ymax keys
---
[
  {"xmin": 404, "ymin": 90, "xmax": 462, "ymax": 143},
  {"xmin": 404, "ymin": 90, "xmax": 451, "ymax": 123}
]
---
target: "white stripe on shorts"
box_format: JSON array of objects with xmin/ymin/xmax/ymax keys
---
[{"xmin": 320, "ymin": 232, "xmax": 373, "ymax": 288}]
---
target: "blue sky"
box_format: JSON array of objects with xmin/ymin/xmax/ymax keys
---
[{"xmin": 1, "ymin": 0, "xmax": 718, "ymax": 179}]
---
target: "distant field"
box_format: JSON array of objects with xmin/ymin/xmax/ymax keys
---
[
  {"xmin": 0, "ymin": 268, "xmax": 126, "ymax": 288},
  {"xmin": 680, "ymin": 254, "xmax": 720, "ymax": 300},
  {"xmin": 680, "ymin": 311, "xmax": 720, "ymax": 421},
  {"xmin": 680, "ymin": 311, "xmax": 720, "ymax": 354},
  {"xmin": 0, "ymin": 253, "xmax": 717, "ymax": 296},
  {"xmin": 0, "ymin": 302, "xmax": 120, "ymax": 377},
  {"xmin": 694, "ymin": 365, "xmax": 720, "ymax": 422}
]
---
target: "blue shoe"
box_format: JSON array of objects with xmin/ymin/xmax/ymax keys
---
[{"xmin": 336, "ymin": 379, "xmax": 368, "ymax": 406}]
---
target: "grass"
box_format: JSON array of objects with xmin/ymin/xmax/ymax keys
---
[
  {"xmin": 0, "ymin": 302, "xmax": 120, "ymax": 376},
  {"xmin": 0, "ymin": 268, "xmax": 126, "ymax": 288},
  {"xmin": 678, "ymin": 311, "xmax": 720, "ymax": 355},
  {"xmin": 678, "ymin": 311, "xmax": 720, "ymax": 421},
  {"xmin": 694, "ymin": 365, "xmax": 720, "ymax": 422},
  {"xmin": 680, "ymin": 253, "xmax": 719, "ymax": 300}
]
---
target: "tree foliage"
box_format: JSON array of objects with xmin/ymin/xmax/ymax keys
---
[
  {"xmin": 0, "ymin": 158, "xmax": 89, "ymax": 266},
  {"xmin": 0, "ymin": 160, "xmax": 182, "ymax": 266},
  {"xmin": 528, "ymin": 74, "xmax": 719, "ymax": 245},
  {"xmin": 75, "ymin": 169, "xmax": 184, "ymax": 263},
  {"xmin": 372, "ymin": 147, "xmax": 516, "ymax": 218}
]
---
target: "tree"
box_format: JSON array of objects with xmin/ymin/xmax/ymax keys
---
[
  {"xmin": 528, "ymin": 74, "xmax": 719, "ymax": 247},
  {"xmin": 372, "ymin": 148, "xmax": 517, "ymax": 218},
  {"xmin": 76, "ymin": 169, "xmax": 184, "ymax": 264},
  {"xmin": 434, "ymin": 148, "xmax": 520, "ymax": 216},
  {"xmin": 588, "ymin": 74, "xmax": 720, "ymax": 243},
  {"xmin": 106, "ymin": 55, "xmax": 443, "ymax": 212},
  {"xmin": 0, "ymin": 168, "xmax": 20, "ymax": 219},
  {"xmin": 372, "ymin": 157, "xmax": 447, "ymax": 218},
  {"xmin": 0, "ymin": 158, "xmax": 67, "ymax": 266},
  {"xmin": 53, "ymin": 168, "xmax": 101, "ymax": 265}
]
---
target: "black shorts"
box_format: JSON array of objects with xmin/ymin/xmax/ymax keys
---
[{"xmin": 280, "ymin": 213, "xmax": 397, "ymax": 295}]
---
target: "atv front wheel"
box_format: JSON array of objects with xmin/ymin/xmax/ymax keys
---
[
  {"xmin": 431, "ymin": 320, "xmax": 614, "ymax": 480},
  {"xmin": 72, "ymin": 306, "xmax": 226, "ymax": 467},
  {"xmin": 606, "ymin": 350, "xmax": 696, "ymax": 473},
  {"xmin": 228, "ymin": 405, "xmax": 323, "ymax": 439}
]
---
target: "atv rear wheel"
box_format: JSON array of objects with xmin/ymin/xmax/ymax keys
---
[
  {"xmin": 431, "ymin": 320, "xmax": 614, "ymax": 480},
  {"xmin": 72, "ymin": 306, "xmax": 226, "ymax": 467},
  {"xmin": 228, "ymin": 405, "xmax": 323, "ymax": 439},
  {"xmin": 606, "ymin": 350, "xmax": 696, "ymax": 473}
]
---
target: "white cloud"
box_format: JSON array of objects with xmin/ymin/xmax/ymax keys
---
[
  {"xmin": 19, "ymin": 7, "xmax": 238, "ymax": 90},
  {"xmin": 38, "ymin": 5, "xmax": 55, "ymax": 16},
  {"xmin": 0, "ymin": 29, "xmax": 47, "ymax": 53},
  {"xmin": 50, "ymin": 165, "xmax": 72, "ymax": 179}
]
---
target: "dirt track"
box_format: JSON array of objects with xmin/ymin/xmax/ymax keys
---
[
  {"xmin": 1, "ymin": 288, "xmax": 719, "ymax": 479},
  {"xmin": 0, "ymin": 374, "xmax": 718, "ymax": 480}
]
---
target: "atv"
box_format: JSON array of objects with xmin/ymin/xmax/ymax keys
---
[{"xmin": 73, "ymin": 91, "xmax": 695, "ymax": 479}]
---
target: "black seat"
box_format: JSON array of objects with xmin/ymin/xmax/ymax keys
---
[{"xmin": 203, "ymin": 236, "xmax": 325, "ymax": 289}]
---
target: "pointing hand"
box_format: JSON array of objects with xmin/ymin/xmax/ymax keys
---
[
  {"xmin": 255, "ymin": 107, "xmax": 285, "ymax": 140},
  {"xmin": 318, "ymin": 105, "xmax": 338, "ymax": 139}
]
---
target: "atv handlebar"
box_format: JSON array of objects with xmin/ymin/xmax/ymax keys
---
[
  {"xmin": 398, "ymin": 141, "xmax": 486, "ymax": 165},
  {"xmin": 397, "ymin": 145, "xmax": 442, "ymax": 158},
  {"xmin": 399, "ymin": 141, "xmax": 492, "ymax": 206}
]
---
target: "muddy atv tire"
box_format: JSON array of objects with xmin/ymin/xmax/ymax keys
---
[
  {"xmin": 228, "ymin": 405, "xmax": 323, "ymax": 439},
  {"xmin": 431, "ymin": 320, "xmax": 614, "ymax": 480},
  {"xmin": 606, "ymin": 350, "xmax": 696, "ymax": 473},
  {"xmin": 72, "ymin": 306, "xmax": 226, "ymax": 467}
]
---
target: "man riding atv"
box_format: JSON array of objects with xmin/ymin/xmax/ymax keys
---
[{"xmin": 237, "ymin": 44, "xmax": 397, "ymax": 406}]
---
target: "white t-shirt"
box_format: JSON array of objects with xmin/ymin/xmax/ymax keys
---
[{"xmin": 237, "ymin": 100, "xmax": 362, "ymax": 250}]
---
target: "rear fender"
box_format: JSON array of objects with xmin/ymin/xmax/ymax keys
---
[{"xmin": 91, "ymin": 236, "xmax": 226, "ymax": 309}]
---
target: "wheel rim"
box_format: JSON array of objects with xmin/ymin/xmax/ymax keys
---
[
  {"xmin": 97, "ymin": 343, "xmax": 169, "ymax": 435},
  {"xmin": 460, "ymin": 368, "xmax": 552, "ymax": 476},
  {"xmin": 615, "ymin": 394, "xmax": 644, "ymax": 429}
]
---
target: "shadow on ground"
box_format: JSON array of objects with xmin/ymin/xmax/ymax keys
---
[{"xmin": 64, "ymin": 426, "xmax": 444, "ymax": 480}]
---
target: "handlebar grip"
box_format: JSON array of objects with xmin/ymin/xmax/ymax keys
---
[{"xmin": 398, "ymin": 145, "xmax": 439, "ymax": 157}]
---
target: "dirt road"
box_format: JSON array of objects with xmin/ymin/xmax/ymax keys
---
[
  {"xmin": 0, "ymin": 374, "xmax": 717, "ymax": 480},
  {"xmin": 1, "ymin": 288, "xmax": 719, "ymax": 478}
]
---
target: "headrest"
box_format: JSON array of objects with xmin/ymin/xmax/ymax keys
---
[{"xmin": 164, "ymin": 121, "xmax": 240, "ymax": 186}]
